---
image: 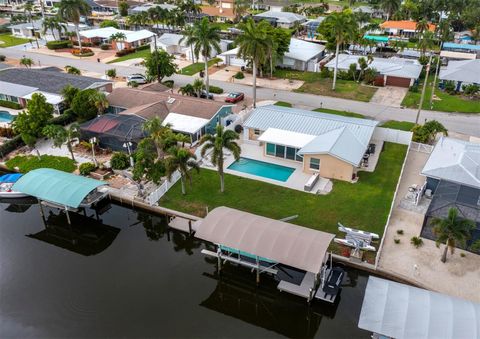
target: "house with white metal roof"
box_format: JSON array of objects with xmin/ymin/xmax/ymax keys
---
[
  {"xmin": 243, "ymin": 105, "xmax": 379, "ymax": 181},
  {"xmin": 439, "ymin": 59, "xmax": 480, "ymax": 91},
  {"xmin": 253, "ymin": 10, "xmax": 306, "ymax": 28},
  {"xmin": 79, "ymin": 27, "xmax": 156, "ymax": 50}
]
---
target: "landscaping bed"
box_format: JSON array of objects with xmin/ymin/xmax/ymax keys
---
[
  {"xmin": 5, "ymin": 155, "xmax": 76, "ymax": 173},
  {"xmin": 160, "ymin": 142, "xmax": 408, "ymax": 237}
]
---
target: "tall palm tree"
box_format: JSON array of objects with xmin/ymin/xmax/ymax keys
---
[
  {"xmin": 143, "ymin": 117, "xmax": 174, "ymax": 160},
  {"xmin": 181, "ymin": 17, "xmax": 221, "ymax": 98},
  {"xmin": 91, "ymin": 91, "xmax": 109, "ymax": 115},
  {"xmin": 165, "ymin": 146, "xmax": 199, "ymax": 195},
  {"xmin": 23, "ymin": 2, "xmax": 40, "ymax": 48},
  {"xmin": 415, "ymin": 18, "xmax": 430, "ymax": 35},
  {"xmin": 320, "ymin": 11, "xmax": 358, "ymax": 90},
  {"xmin": 182, "ymin": 25, "xmax": 196, "ymax": 63},
  {"xmin": 42, "ymin": 17, "xmax": 63, "ymax": 41},
  {"xmin": 200, "ymin": 125, "xmax": 240, "ymax": 193},
  {"xmin": 418, "ymin": 31, "xmax": 435, "ymax": 56},
  {"xmin": 58, "ymin": 0, "xmax": 90, "ymax": 51},
  {"xmin": 380, "ymin": 0, "xmax": 401, "ymax": 21},
  {"xmin": 110, "ymin": 32, "xmax": 127, "ymax": 50},
  {"xmin": 236, "ymin": 18, "xmax": 270, "ymax": 108},
  {"xmin": 432, "ymin": 207, "xmax": 475, "ymax": 263}
]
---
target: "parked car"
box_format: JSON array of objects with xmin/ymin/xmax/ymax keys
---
[
  {"xmin": 225, "ymin": 92, "xmax": 244, "ymax": 103},
  {"xmin": 126, "ymin": 74, "xmax": 147, "ymax": 84},
  {"xmin": 199, "ymin": 90, "xmax": 214, "ymax": 100}
]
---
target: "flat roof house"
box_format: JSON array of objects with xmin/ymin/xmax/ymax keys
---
[
  {"xmin": 439, "ymin": 59, "xmax": 480, "ymax": 91},
  {"xmin": 243, "ymin": 105, "xmax": 379, "ymax": 182},
  {"xmin": 10, "ymin": 19, "xmax": 89, "ymax": 41},
  {"xmin": 0, "ymin": 67, "xmax": 112, "ymax": 113},
  {"xmin": 79, "ymin": 27, "xmax": 155, "ymax": 50},
  {"xmin": 380, "ymin": 20, "xmax": 436, "ymax": 37},
  {"xmin": 325, "ymin": 54, "xmax": 422, "ymax": 87},
  {"xmin": 253, "ymin": 11, "xmax": 306, "ymax": 29}
]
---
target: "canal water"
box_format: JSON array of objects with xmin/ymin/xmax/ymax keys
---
[{"xmin": 0, "ymin": 198, "xmax": 370, "ymax": 338}]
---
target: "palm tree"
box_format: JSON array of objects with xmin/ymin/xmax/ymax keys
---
[
  {"xmin": 164, "ymin": 146, "xmax": 199, "ymax": 195},
  {"xmin": 20, "ymin": 57, "xmax": 33, "ymax": 68},
  {"xmin": 143, "ymin": 117, "xmax": 174, "ymax": 160},
  {"xmin": 200, "ymin": 125, "xmax": 240, "ymax": 193},
  {"xmin": 110, "ymin": 32, "xmax": 127, "ymax": 50},
  {"xmin": 42, "ymin": 123, "xmax": 80, "ymax": 161},
  {"xmin": 416, "ymin": 19, "xmax": 430, "ymax": 35},
  {"xmin": 431, "ymin": 208, "xmax": 475, "ymax": 263},
  {"xmin": 91, "ymin": 91, "xmax": 109, "ymax": 115},
  {"xmin": 380, "ymin": 0, "xmax": 401, "ymax": 21},
  {"xmin": 192, "ymin": 78, "xmax": 205, "ymax": 97},
  {"xmin": 320, "ymin": 11, "xmax": 358, "ymax": 90},
  {"xmin": 42, "ymin": 17, "xmax": 65, "ymax": 41},
  {"xmin": 236, "ymin": 18, "xmax": 270, "ymax": 108},
  {"xmin": 181, "ymin": 25, "xmax": 196, "ymax": 63},
  {"xmin": 418, "ymin": 31, "xmax": 435, "ymax": 56},
  {"xmin": 58, "ymin": 0, "xmax": 90, "ymax": 51},
  {"xmin": 23, "ymin": 2, "xmax": 40, "ymax": 48},
  {"xmin": 181, "ymin": 17, "xmax": 221, "ymax": 98}
]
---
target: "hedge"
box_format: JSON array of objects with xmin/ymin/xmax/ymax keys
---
[
  {"xmin": 100, "ymin": 43, "xmax": 110, "ymax": 50},
  {"xmin": 46, "ymin": 40, "xmax": 72, "ymax": 50},
  {"xmin": 48, "ymin": 109, "xmax": 76, "ymax": 126},
  {"xmin": 79, "ymin": 162, "xmax": 96, "ymax": 175},
  {"xmin": 209, "ymin": 85, "xmax": 223, "ymax": 94},
  {"xmin": 136, "ymin": 44, "xmax": 150, "ymax": 51},
  {"xmin": 0, "ymin": 135, "xmax": 24, "ymax": 160},
  {"xmin": 115, "ymin": 48, "xmax": 136, "ymax": 57},
  {"xmin": 0, "ymin": 100, "xmax": 22, "ymax": 109}
]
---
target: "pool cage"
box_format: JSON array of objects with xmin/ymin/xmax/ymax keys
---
[
  {"xmin": 421, "ymin": 180, "xmax": 480, "ymax": 253},
  {"xmin": 80, "ymin": 114, "xmax": 147, "ymax": 151}
]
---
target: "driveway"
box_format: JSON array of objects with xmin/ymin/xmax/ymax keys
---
[{"xmin": 370, "ymin": 86, "xmax": 408, "ymax": 107}]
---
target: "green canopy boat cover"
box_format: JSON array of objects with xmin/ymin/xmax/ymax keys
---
[
  {"xmin": 12, "ymin": 168, "xmax": 107, "ymax": 208},
  {"xmin": 363, "ymin": 35, "xmax": 389, "ymax": 42}
]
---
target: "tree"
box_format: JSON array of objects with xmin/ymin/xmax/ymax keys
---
[
  {"xmin": 380, "ymin": 0, "xmax": 401, "ymax": 21},
  {"xmin": 164, "ymin": 146, "xmax": 199, "ymax": 195},
  {"xmin": 200, "ymin": 125, "xmax": 240, "ymax": 193},
  {"xmin": 91, "ymin": 91, "xmax": 109, "ymax": 115},
  {"xmin": 58, "ymin": 0, "xmax": 91, "ymax": 51},
  {"xmin": 61, "ymin": 84, "xmax": 80, "ymax": 108},
  {"xmin": 132, "ymin": 138, "xmax": 165, "ymax": 185},
  {"xmin": 182, "ymin": 25, "xmax": 197, "ymax": 64},
  {"xmin": 412, "ymin": 120, "xmax": 448, "ymax": 144},
  {"xmin": 181, "ymin": 17, "xmax": 221, "ymax": 97},
  {"xmin": 264, "ymin": 26, "xmax": 291, "ymax": 77},
  {"xmin": 192, "ymin": 78, "xmax": 205, "ymax": 97},
  {"xmin": 142, "ymin": 117, "xmax": 176, "ymax": 160},
  {"xmin": 118, "ymin": 0, "xmax": 129, "ymax": 17},
  {"xmin": 431, "ymin": 208, "xmax": 475, "ymax": 263},
  {"xmin": 100, "ymin": 20, "xmax": 119, "ymax": 28},
  {"xmin": 42, "ymin": 123, "xmax": 80, "ymax": 161},
  {"xmin": 236, "ymin": 18, "xmax": 270, "ymax": 108},
  {"xmin": 12, "ymin": 93, "xmax": 54, "ymax": 155},
  {"xmin": 20, "ymin": 57, "xmax": 33, "ymax": 68},
  {"xmin": 144, "ymin": 50, "xmax": 177, "ymax": 83},
  {"xmin": 110, "ymin": 32, "xmax": 127, "ymax": 49},
  {"xmin": 233, "ymin": 0, "xmax": 249, "ymax": 22},
  {"xmin": 319, "ymin": 10, "xmax": 358, "ymax": 90},
  {"xmin": 42, "ymin": 17, "xmax": 66, "ymax": 40},
  {"xmin": 417, "ymin": 31, "xmax": 436, "ymax": 56},
  {"xmin": 415, "ymin": 18, "xmax": 430, "ymax": 35},
  {"xmin": 23, "ymin": 2, "xmax": 39, "ymax": 48},
  {"xmin": 70, "ymin": 89, "xmax": 100, "ymax": 121}
]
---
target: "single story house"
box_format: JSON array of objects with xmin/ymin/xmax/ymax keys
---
[
  {"xmin": 10, "ymin": 19, "xmax": 88, "ymax": 41},
  {"xmin": 0, "ymin": 67, "xmax": 112, "ymax": 113},
  {"xmin": 442, "ymin": 42, "xmax": 480, "ymax": 58},
  {"xmin": 129, "ymin": 3, "xmax": 176, "ymax": 15},
  {"xmin": 201, "ymin": 0, "xmax": 236, "ymax": 23},
  {"xmin": 325, "ymin": 54, "xmax": 422, "ymax": 87},
  {"xmin": 106, "ymin": 87, "xmax": 235, "ymax": 144},
  {"xmin": 253, "ymin": 11, "xmax": 306, "ymax": 29},
  {"xmin": 439, "ymin": 50, "xmax": 477, "ymax": 60},
  {"xmin": 380, "ymin": 20, "xmax": 436, "ymax": 37},
  {"xmin": 79, "ymin": 27, "xmax": 155, "ymax": 50},
  {"xmin": 353, "ymin": 6, "xmax": 385, "ymax": 19},
  {"xmin": 252, "ymin": 0, "xmax": 289, "ymax": 12},
  {"xmin": 85, "ymin": 0, "xmax": 143, "ymax": 14},
  {"xmin": 439, "ymin": 59, "xmax": 480, "ymax": 91},
  {"xmin": 243, "ymin": 105, "xmax": 379, "ymax": 182}
]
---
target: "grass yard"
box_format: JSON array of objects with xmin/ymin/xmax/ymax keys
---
[
  {"xmin": 273, "ymin": 69, "xmax": 378, "ymax": 102},
  {"xmin": 380, "ymin": 120, "xmax": 415, "ymax": 131},
  {"xmin": 6, "ymin": 155, "xmax": 76, "ymax": 173},
  {"xmin": 107, "ymin": 49, "xmax": 151, "ymax": 64},
  {"xmin": 313, "ymin": 107, "xmax": 365, "ymax": 119},
  {"xmin": 180, "ymin": 58, "xmax": 222, "ymax": 76},
  {"xmin": 274, "ymin": 101, "xmax": 293, "ymax": 107},
  {"xmin": 160, "ymin": 142, "xmax": 407, "ymax": 236},
  {"xmin": 0, "ymin": 33, "xmax": 32, "ymax": 48},
  {"xmin": 402, "ymin": 76, "xmax": 480, "ymax": 113}
]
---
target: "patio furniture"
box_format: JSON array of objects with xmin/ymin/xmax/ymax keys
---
[
  {"xmin": 304, "ymin": 173, "xmax": 319, "ymax": 192},
  {"xmin": 368, "ymin": 143, "xmax": 376, "ymax": 154}
]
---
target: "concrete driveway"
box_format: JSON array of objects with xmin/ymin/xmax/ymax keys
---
[{"xmin": 370, "ymin": 86, "xmax": 408, "ymax": 107}]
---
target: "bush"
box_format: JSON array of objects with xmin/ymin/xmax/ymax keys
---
[
  {"xmin": 462, "ymin": 83, "xmax": 479, "ymax": 96},
  {"xmin": 209, "ymin": 85, "xmax": 223, "ymax": 94},
  {"xmin": 135, "ymin": 44, "xmax": 150, "ymax": 51},
  {"xmin": 394, "ymin": 238, "xmax": 400, "ymax": 244},
  {"xmin": 234, "ymin": 71, "xmax": 244, "ymax": 79},
  {"xmin": 71, "ymin": 89, "xmax": 99, "ymax": 122},
  {"xmin": 115, "ymin": 48, "xmax": 135, "ymax": 57},
  {"xmin": 128, "ymin": 80, "xmax": 139, "ymax": 88},
  {"xmin": 71, "ymin": 48, "xmax": 94, "ymax": 57},
  {"xmin": 396, "ymin": 229, "xmax": 404, "ymax": 235},
  {"xmin": 6, "ymin": 155, "xmax": 76, "ymax": 173},
  {"xmin": 100, "ymin": 43, "xmax": 111, "ymax": 50},
  {"xmin": 410, "ymin": 236, "xmax": 424, "ymax": 248},
  {"xmin": 444, "ymin": 80, "xmax": 456, "ymax": 94},
  {"xmin": 408, "ymin": 37, "xmax": 418, "ymax": 43},
  {"xmin": 106, "ymin": 68, "xmax": 116, "ymax": 78},
  {"xmin": 0, "ymin": 100, "xmax": 22, "ymax": 109},
  {"xmin": 0, "ymin": 55, "xmax": 5, "ymax": 61},
  {"xmin": 0, "ymin": 135, "xmax": 24, "ymax": 160},
  {"xmin": 79, "ymin": 162, "xmax": 96, "ymax": 175},
  {"xmin": 46, "ymin": 40, "xmax": 72, "ymax": 50},
  {"xmin": 110, "ymin": 152, "xmax": 130, "ymax": 170},
  {"xmin": 319, "ymin": 67, "xmax": 331, "ymax": 79},
  {"xmin": 48, "ymin": 109, "xmax": 76, "ymax": 126},
  {"xmin": 162, "ymin": 80, "xmax": 174, "ymax": 88},
  {"xmin": 409, "ymin": 84, "xmax": 419, "ymax": 93}
]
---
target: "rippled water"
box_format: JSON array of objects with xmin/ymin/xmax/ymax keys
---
[{"xmin": 0, "ymin": 196, "xmax": 370, "ymax": 338}]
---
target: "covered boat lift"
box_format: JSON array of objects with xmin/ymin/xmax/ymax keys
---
[
  {"xmin": 12, "ymin": 168, "xmax": 108, "ymax": 224},
  {"xmin": 358, "ymin": 276, "xmax": 480, "ymax": 339},
  {"xmin": 195, "ymin": 207, "xmax": 342, "ymax": 303}
]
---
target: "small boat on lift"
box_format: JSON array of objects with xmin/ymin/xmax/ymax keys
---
[{"xmin": 0, "ymin": 173, "xmax": 29, "ymax": 199}]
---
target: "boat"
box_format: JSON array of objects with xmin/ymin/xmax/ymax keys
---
[
  {"xmin": 334, "ymin": 238, "xmax": 377, "ymax": 252},
  {"xmin": 0, "ymin": 173, "xmax": 29, "ymax": 199}
]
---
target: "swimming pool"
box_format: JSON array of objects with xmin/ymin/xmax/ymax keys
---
[
  {"xmin": 228, "ymin": 157, "xmax": 295, "ymax": 182},
  {"xmin": 0, "ymin": 111, "xmax": 14, "ymax": 123}
]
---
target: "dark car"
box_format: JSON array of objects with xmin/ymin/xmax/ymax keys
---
[
  {"xmin": 199, "ymin": 90, "xmax": 214, "ymax": 100},
  {"xmin": 225, "ymin": 92, "xmax": 244, "ymax": 103}
]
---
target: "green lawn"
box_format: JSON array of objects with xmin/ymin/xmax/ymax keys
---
[
  {"xmin": 107, "ymin": 49, "xmax": 151, "ymax": 64},
  {"xmin": 274, "ymin": 69, "xmax": 378, "ymax": 102},
  {"xmin": 313, "ymin": 107, "xmax": 365, "ymax": 119},
  {"xmin": 180, "ymin": 58, "xmax": 222, "ymax": 76},
  {"xmin": 402, "ymin": 76, "xmax": 480, "ymax": 113},
  {"xmin": 0, "ymin": 33, "xmax": 31, "ymax": 48},
  {"xmin": 6, "ymin": 155, "xmax": 76, "ymax": 173},
  {"xmin": 380, "ymin": 120, "xmax": 415, "ymax": 131},
  {"xmin": 274, "ymin": 101, "xmax": 293, "ymax": 107},
  {"xmin": 160, "ymin": 142, "xmax": 407, "ymax": 236}
]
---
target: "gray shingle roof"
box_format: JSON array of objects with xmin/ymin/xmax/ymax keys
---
[{"xmin": 0, "ymin": 68, "xmax": 110, "ymax": 95}]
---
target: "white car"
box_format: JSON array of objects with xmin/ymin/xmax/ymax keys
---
[{"xmin": 126, "ymin": 74, "xmax": 147, "ymax": 84}]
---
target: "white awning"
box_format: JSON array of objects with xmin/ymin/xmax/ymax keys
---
[
  {"xmin": 195, "ymin": 206, "xmax": 335, "ymax": 273},
  {"xmin": 162, "ymin": 112, "xmax": 209, "ymax": 134},
  {"xmin": 258, "ymin": 128, "xmax": 316, "ymax": 148},
  {"xmin": 23, "ymin": 91, "xmax": 63, "ymax": 105},
  {"xmin": 358, "ymin": 276, "xmax": 480, "ymax": 339}
]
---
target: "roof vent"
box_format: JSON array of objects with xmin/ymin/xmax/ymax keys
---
[{"xmin": 167, "ymin": 97, "xmax": 175, "ymax": 104}]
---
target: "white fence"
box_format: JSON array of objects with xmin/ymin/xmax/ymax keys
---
[
  {"xmin": 372, "ymin": 127, "xmax": 413, "ymax": 145},
  {"xmin": 145, "ymin": 170, "xmax": 181, "ymax": 206},
  {"xmin": 410, "ymin": 142, "xmax": 434, "ymax": 153}
]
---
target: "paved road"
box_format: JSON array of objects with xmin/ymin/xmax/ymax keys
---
[{"xmin": 3, "ymin": 46, "xmax": 479, "ymax": 136}]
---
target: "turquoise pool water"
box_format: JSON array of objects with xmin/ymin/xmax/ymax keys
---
[
  {"xmin": 0, "ymin": 111, "xmax": 14, "ymax": 123},
  {"xmin": 228, "ymin": 157, "xmax": 295, "ymax": 182}
]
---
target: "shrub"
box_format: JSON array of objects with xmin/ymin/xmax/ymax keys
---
[
  {"xmin": 65, "ymin": 65, "xmax": 81, "ymax": 75},
  {"xmin": 6, "ymin": 155, "xmax": 76, "ymax": 173},
  {"xmin": 0, "ymin": 100, "xmax": 22, "ymax": 109},
  {"xmin": 444, "ymin": 80, "xmax": 456, "ymax": 94},
  {"xmin": 0, "ymin": 55, "xmax": 5, "ymax": 61},
  {"xmin": 128, "ymin": 81, "xmax": 139, "ymax": 88},
  {"xmin": 100, "ymin": 43, "xmax": 111, "ymax": 50},
  {"xmin": 106, "ymin": 68, "xmax": 117, "ymax": 78},
  {"xmin": 110, "ymin": 152, "xmax": 130, "ymax": 170},
  {"xmin": 71, "ymin": 48, "xmax": 94, "ymax": 57},
  {"xmin": 363, "ymin": 68, "xmax": 377, "ymax": 85},
  {"xmin": 79, "ymin": 162, "xmax": 96, "ymax": 175},
  {"xmin": 462, "ymin": 83, "xmax": 479, "ymax": 96},
  {"xmin": 408, "ymin": 37, "xmax": 418, "ymax": 43},
  {"xmin": 396, "ymin": 229, "xmax": 404, "ymax": 235},
  {"xmin": 234, "ymin": 71, "xmax": 244, "ymax": 79},
  {"xmin": 319, "ymin": 67, "xmax": 331, "ymax": 79},
  {"xmin": 209, "ymin": 85, "xmax": 223, "ymax": 94},
  {"xmin": 46, "ymin": 40, "xmax": 72, "ymax": 50},
  {"xmin": 409, "ymin": 84, "xmax": 419, "ymax": 93},
  {"xmin": 394, "ymin": 238, "xmax": 400, "ymax": 244},
  {"xmin": 136, "ymin": 44, "xmax": 150, "ymax": 51},
  {"xmin": 0, "ymin": 135, "xmax": 24, "ymax": 160},
  {"xmin": 460, "ymin": 253, "xmax": 466, "ymax": 257},
  {"xmin": 410, "ymin": 236, "xmax": 423, "ymax": 248},
  {"xmin": 71, "ymin": 89, "xmax": 99, "ymax": 122},
  {"xmin": 115, "ymin": 48, "xmax": 135, "ymax": 57},
  {"xmin": 48, "ymin": 109, "xmax": 76, "ymax": 126},
  {"xmin": 162, "ymin": 80, "xmax": 174, "ymax": 88}
]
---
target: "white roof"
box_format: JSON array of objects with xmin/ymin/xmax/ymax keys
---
[
  {"xmin": 80, "ymin": 27, "xmax": 155, "ymax": 43},
  {"xmin": 258, "ymin": 128, "xmax": 316, "ymax": 148},
  {"xmin": 284, "ymin": 38, "xmax": 325, "ymax": 62},
  {"xmin": 195, "ymin": 206, "xmax": 335, "ymax": 273},
  {"xmin": 440, "ymin": 51, "xmax": 477, "ymax": 60},
  {"xmin": 358, "ymin": 276, "xmax": 480, "ymax": 339},
  {"xmin": 23, "ymin": 91, "xmax": 63, "ymax": 105},
  {"xmin": 254, "ymin": 10, "xmax": 306, "ymax": 24},
  {"xmin": 0, "ymin": 80, "xmax": 36, "ymax": 97},
  {"xmin": 162, "ymin": 112, "xmax": 209, "ymax": 134},
  {"xmin": 130, "ymin": 3, "xmax": 176, "ymax": 13},
  {"xmin": 439, "ymin": 59, "xmax": 480, "ymax": 83},
  {"xmin": 220, "ymin": 47, "xmax": 239, "ymax": 56},
  {"xmin": 158, "ymin": 33, "xmax": 186, "ymax": 47},
  {"xmin": 421, "ymin": 137, "xmax": 480, "ymax": 189},
  {"xmin": 326, "ymin": 54, "xmax": 423, "ymax": 79},
  {"xmin": 244, "ymin": 105, "xmax": 379, "ymax": 166}
]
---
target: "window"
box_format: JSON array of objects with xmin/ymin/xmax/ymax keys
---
[
  {"xmin": 295, "ymin": 149, "xmax": 303, "ymax": 162},
  {"xmin": 266, "ymin": 143, "xmax": 275, "ymax": 156},
  {"xmin": 275, "ymin": 145, "xmax": 285, "ymax": 158},
  {"xmin": 286, "ymin": 147, "xmax": 296, "ymax": 160},
  {"xmin": 309, "ymin": 157, "xmax": 320, "ymax": 170},
  {"xmin": 254, "ymin": 129, "xmax": 260, "ymax": 135}
]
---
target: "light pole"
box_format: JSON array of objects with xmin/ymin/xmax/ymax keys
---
[
  {"xmin": 123, "ymin": 141, "xmax": 134, "ymax": 167},
  {"xmin": 89, "ymin": 137, "xmax": 98, "ymax": 167}
]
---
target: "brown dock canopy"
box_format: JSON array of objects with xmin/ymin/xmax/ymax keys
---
[{"xmin": 195, "ymin": 207, "xmax": 335, "ymax": 273}]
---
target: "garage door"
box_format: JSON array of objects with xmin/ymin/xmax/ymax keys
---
[
  {"xmin": 386, "ymin": 76, "xmax": 411, "ymax": 87},
  {"xmin": 229, "ymin": 56, "xmax": 247, "ymax": 67}
]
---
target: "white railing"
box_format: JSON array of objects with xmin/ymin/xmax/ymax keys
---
[
  {"xmin": 410, "ymin": 142, "xmax": 434, "ymax": 153},
  {"xmin": 145, "ymin": 170, "xmax": 181, "ymax": 206}
]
